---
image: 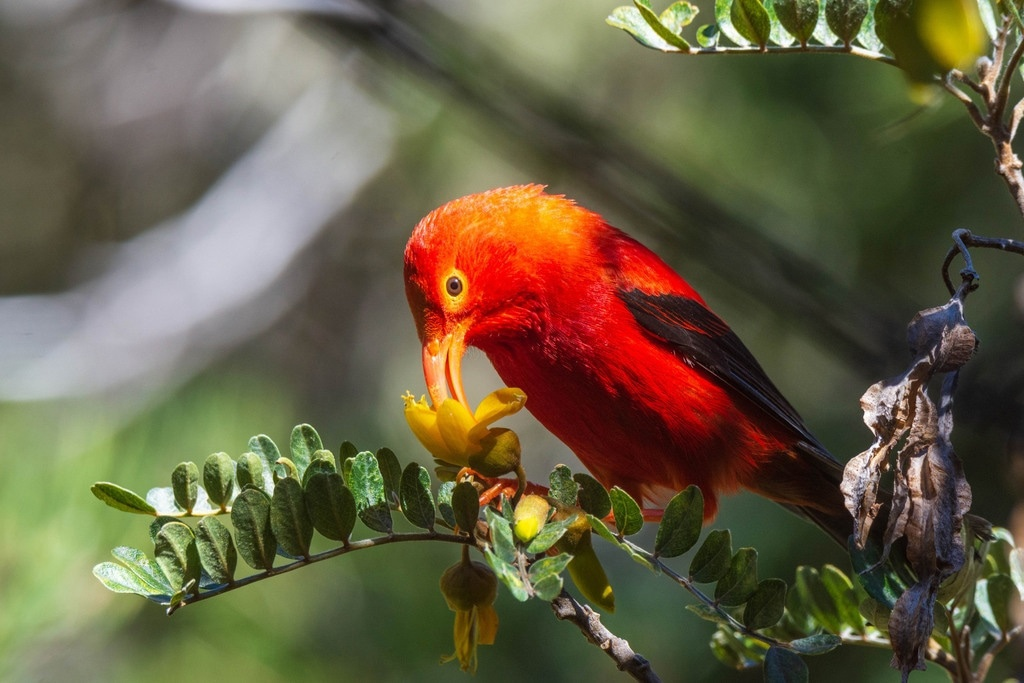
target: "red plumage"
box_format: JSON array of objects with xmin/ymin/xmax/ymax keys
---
[{"xmin": 405, "ymin": 185, "xmax": 850, "ymax": 539}]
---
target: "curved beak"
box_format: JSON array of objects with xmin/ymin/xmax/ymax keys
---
[{"xmin": 422, "ymin": 324, "xmax": 470, "ymax": 410}]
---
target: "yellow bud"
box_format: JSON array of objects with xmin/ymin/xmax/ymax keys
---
[{"xmin": 512, "ymin": 494, "xmax": 552, "ymax": 544}]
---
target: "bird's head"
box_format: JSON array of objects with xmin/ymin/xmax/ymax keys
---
[{"xmin": 404, "ymin": 184, "xmax": 602, "ymax": 409}]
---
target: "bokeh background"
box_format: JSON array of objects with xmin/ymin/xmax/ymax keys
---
[{"xmin": 3, "ymin": 1, "xmax": 1023, "ymax": 681}]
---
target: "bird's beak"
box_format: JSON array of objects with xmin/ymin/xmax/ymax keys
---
[{"xmin": 422, "ymin": 324, "xmax": 469, "ymax": 410}]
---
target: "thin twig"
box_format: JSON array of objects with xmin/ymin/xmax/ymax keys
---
[
  {"xmin": 167, "ymin": 530, "xmax": 474, "ymax": 614},
  {"xmin": 550, "ymin": 590, "xmax": 661, "ymax": 682}
]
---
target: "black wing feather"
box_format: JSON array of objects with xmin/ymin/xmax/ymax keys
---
[{"xmin": 619, "ymin": 289, "xmax": 833, "ymax": 460}]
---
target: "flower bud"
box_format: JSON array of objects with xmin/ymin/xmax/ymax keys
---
[
  {"xmin": 468, "ymin": 427, "xmax": 522, "ymax": 478},
  {"xmin": 440, "ymin": 556, "xmax": 498, "ymax": 612},
  {"xmin": 512, "ymin": 494, "xmax": 552, "ymax": 544}
]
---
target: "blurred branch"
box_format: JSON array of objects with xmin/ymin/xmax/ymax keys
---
[
  {"xmin": 550, "ymin": 590, "xmax": 661, "ymax": 683},
  {"xmin": 311, "ymin": 1, "xmax": 912, "ymax": 377}
]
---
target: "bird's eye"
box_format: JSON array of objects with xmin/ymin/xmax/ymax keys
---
[{"xmin": 445, "ymin": 275, "xmax": 464, "ymax": 298}]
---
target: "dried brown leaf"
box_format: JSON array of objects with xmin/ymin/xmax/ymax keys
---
[{"xmin": 841, "ymin": 296, "xmax": 974, "ymax": 679}]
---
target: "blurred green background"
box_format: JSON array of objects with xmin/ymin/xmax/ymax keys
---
[{"xmin": 2, "ymin": 1, "xmax": 1023, "ymax": 681}]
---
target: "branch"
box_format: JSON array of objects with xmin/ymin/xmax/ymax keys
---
[
  {"xmin": 550, "ymin": 590, "xmax": 661, "ymax": 683},
  {"xmin": 168, "ymin": 530, "xmax": 475, "ymax": 614}
]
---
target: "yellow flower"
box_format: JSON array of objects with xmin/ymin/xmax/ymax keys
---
[
  {"xmin": 402, "ymin": 388, "xmax": 526, "ymax": 477},
  {"xmin": 439, "ymin": 547, "xmax": 500, "ymax": 673}
]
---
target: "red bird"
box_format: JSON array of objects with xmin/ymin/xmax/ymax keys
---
[{"xmin": 404, "ymin": 185, "xmax": 851, "ymax": 541}]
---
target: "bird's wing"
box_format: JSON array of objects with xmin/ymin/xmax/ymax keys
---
[{"xmin": 619, "ymin": 288, "xmax": 836, "ymax": 463}]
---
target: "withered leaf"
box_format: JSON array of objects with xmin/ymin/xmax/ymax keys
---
[{"xmin": 841, "ymin": 295, "xmax": 974, "ymax": 680}]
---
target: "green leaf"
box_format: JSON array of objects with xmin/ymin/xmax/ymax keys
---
[
  {"xmin": 743, "ymin": 578, "xmax": 787, "ymax": 630},
  {"xmin": 231, "ymin": 488, "xmax": 277, "ymax": 570},
  {"xmin": 525, "ymin": 516, "xmax": 574, "ymax": 555},
  {"xmin": 154, "ymin": 521, "xmax": 200, "ymax": 594},
  {"xmin": 196, "ymin": 517, "xmax": 236, "ymax": 585},
  {"xmin": 794, "ymin": 566, "xmax": 843, "ymax": 634},
  {"xmin": 825, "ymin": 0, "xmax": 868, "ymax": 44},
  {"xmin": 399, "ymin": 463, "xmax": 436, "ymax": 531},
  {"xmin": 484, "ymin": 547, "xmax": 529, "ymax": 601},
  {"xmin": 689, "ymin": 529, "xmax": 732, "ymax": 582},
  {"xmin": 1009, "ymin": 548, "xmax": 1024, "ymax": 598},
  {"xmin": 452, "ymin": 481, "xmax": 481, "ymax": 533},
  {"xmin": 248, "ymin": 434, "xmax": 283, "ymax": 483},
  {"xmin": 731, "ymin": 0, "xmax": 772, "ymax": 47},
  {"xmin": 93, "ymin": 561, "xmax": 167, "ymax": 599},
  {"xmin": 787, "ymin": 633, "xmax": 841, "ymax": 654},
  {"xmin": 607, "ymin": 6, "xmax": 684, "ymax": 51},
  {"xmin": 715, "ymin": 0, "xmax": 752, "ymax": 45},
  {"xmin": 485, "ymin": 506, "xmax": 517, "ymax": 565},
  {"xmin": 171, "ymin": 461, "xmax": 200, "ymax": 513},
  {"xmin": 820, "ymin": 564, "xmax": 866, "ymax": 634},
  {"xmin": 376, "ymin": 447, "xmax": 402, "ymax": 510},
  {"xmin": 654, "ymin": 485, "xmax": 703, "ymax": 558},
  {"xmin": 847, "ymin": 536, "xmax": 906, "ymax": 608},
  {"xmin": 763, "ymin": 645, "xmax": 808, "ymax": 682},
  {"xmin": 635, "ymin": 0, "xmax": 694, "ymax": 49},
  {"xmin": 276, "ymin": 456, "xmax": 300, "ymax": 481},
  {"xmin": 91, "ymin": 482, "xmax": 157, "ymax": 515},
  {"xmin": 978, "ymin": 574, "xmax": 1019, "ymax": 633},
  {"xmin": 660, "ymin": 1, "xmax": 700, "ymax": 35},
  {"xmin": 696, "ymin": 23, "xmax": 720, "ymax": 47},
  {"xmin": 289, "ymin": 423, "xmax": 322, "ymax": 476},
  {"xmin": 608, "ymin": 487, "xmax": 644, "ymax": 536},
  {"xmin": 236, "ymin": 452, "xmax": 266, "ymax": 492},
  {"xmin": 302, "ymin": 450, "xmax": 338, "ymax": 487},
  {"xmin": 110, "ymin": 546, "xmax": 173, "ymax": 595},
  {"xmin": 202, "ymin": 452, "xmax": 235, "ymax": 509},
  {"xmin": 437, "ymin": 481, "xmax": 457, "ymax": 529},
  {"xmin": 715, "ymin": 547, "xmax": 759, "ymax": 606},
  {"xmin": 529, "ymin": 554, "xmax": 573, "ymax": 601},
  {"xmin": 774, "ymin": 0, "xmax": 820, "ymax": 44},
  {"xmin": 549, "ymin": 465, "xmax": 580, "ymax": 507},
  {"xmin": 271, "ymin": 476, "xmax": 314, "ymax": 558},
  {"xmin": 305, "ymin": 472, "xmax": 356, "ymax": 542},
  {"xmin": 574, "ymin": 473, "xmax": 611, "ymax": 518},
  {"xmin": 145, "ymin": 487, "xmax": 185, "ymax": 515},
  {"xmin": 350, "ymin": 451, "xmax": 392, "ymax": 534}
]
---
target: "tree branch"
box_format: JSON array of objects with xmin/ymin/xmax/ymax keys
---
[{"xmin": 550, "ymin": 591, "xmax": 661, "ymax": 682}]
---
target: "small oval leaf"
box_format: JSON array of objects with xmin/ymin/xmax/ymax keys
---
[
  {"xmin": 743, "ymin": 578, "xmax": 787, "ymax": 630},
  {"xmin": 574, "ymin": 473, "xmax": 611, "ymax": 518},
  {"xmin": 350, "ymin": 451, "xmax": 392, "ymax": 534},
  {"xmin": 154, "ymin": 521, "xmax": 200, "ymax": 593},
  {"xmin": 452, "ymin": 481, "xmax": 481, "ymax": 533},
  {"xmin": 549, "ymin": 465, "xmax": 580, "ymax": 507},
  {"xmin": 171, "ymin": 462, "xmax": 200, "ymax": 513},
  {"xmin": 764, "ymin": 645, "xmax": 809, "ymax": 682},
  {"xmin": 305, "ymin": 472, "xmax": 356, "ymax": 542},
  {"xmin": 654, "ymin": 485, "xmax": 703, "ymax": 558},
  {"xmin": 399, "ymin": 463, "xmax": 436, "ymax": 531},
  {"xmin": 91, "ymin": 482, "xmax": 157, "ymax": 515},
  {"xmin": 196, "ymin": 516, "xmax": 237, "ymax": 584},
  {"xmin": 376, "ymin": 447, "xmax": 403, "ymax": 509},
  {"xmin": 689, "ymin": 529, "xmax": 733, "ymax": 582},
  {"xmin": 289, "ymin": 423, "xmax": 322, "ymax": 476},
  {"xmin": 608, "ymin": 487, "xmax": 644, "ymax": 537},
  {"xmin": 202, "ymin": 452, "xmax": 235, "ymax": 509},
  {"xmin": 271, "ymin": 477, "xmax": 314, "ymax": 558},
  {"xmin": 231, "ymin": 488, "xmax": 276, "ymax": 570},
  {"xmin": 714, "ymin": 547, "xmax": 759, "ymax": 606}
]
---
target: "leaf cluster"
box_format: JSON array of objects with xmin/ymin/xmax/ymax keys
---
[
  {"xmin": 93, "ymin": 425, "xmax": 458, "ymax": 612},
  {"xmin": 608, "ymin": 0, "xmax": 990, "ymax": 83}
]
